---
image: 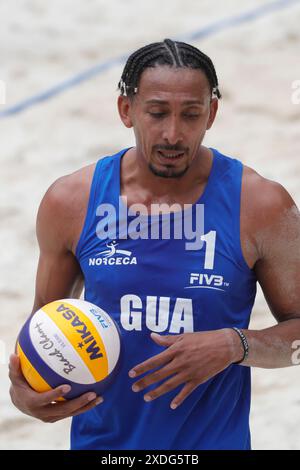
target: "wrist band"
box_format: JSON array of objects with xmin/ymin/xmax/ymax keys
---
[{"xmin": 232, "ymin": 327, "xmax": 249, "ymax": 364}]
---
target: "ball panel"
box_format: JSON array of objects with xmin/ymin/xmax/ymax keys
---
[
  {"xmin": 42, "ymin": 300, "xmax": 109, "ymax": 381},
  {"xmin": 17, "ymin": 341, "xmax": 52, "ymax": 393},
  {"xmin": 17, "ymin": 299, "xmax": 122, "ymax": 399},
  {"xmin": 64, "ymin": 298, "xmax": 121, "ymax": 373},
  {"xmin": 19, "ymin": 321, "xmax": 97, "ymax": 399},
  {"xmin": 29, "ymin": 309, "xmax": 95, "ymax": 384}
]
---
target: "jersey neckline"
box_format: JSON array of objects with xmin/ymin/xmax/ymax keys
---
[{"xmin": 116, "ymin": 147, "xmax": 219, "ymax": 217}]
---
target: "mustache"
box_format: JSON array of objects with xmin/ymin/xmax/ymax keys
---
[{"xmin": 154, "ymin": 145, "xmax": 188, "ymax": 152}]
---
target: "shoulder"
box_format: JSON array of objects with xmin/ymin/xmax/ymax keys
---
[
  {"xmin": 37, "ymin": 163, "xmax": 96, "ymax": 252},
  {"xmin": 41, "ymin": 163, "xmax": 96, "ymax": 212},
  {"xmin": 242, "ymin": 165, "xmax": 295, "ymax": 220},
  {"xmin": 39, "ymin": 163, "xmax": 96, "ymax": 222},
  {"xmin": 241, "ymin": 164, "xmax": 299, "ymax": 263}
]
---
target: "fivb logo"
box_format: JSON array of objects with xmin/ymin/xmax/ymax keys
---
[
  {"xmin": 185, "ymin": 273, "xmax": 229, "ymax": 291},
  {"xmin": 89, "ymin": 240, "xmax": 137, "ymax": 266},
  {"xmin": 0, "ymin": 80, "xmax": 5, "ymax": 105}
]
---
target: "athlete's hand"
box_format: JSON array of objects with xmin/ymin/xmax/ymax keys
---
[
  {"xmin": 9, "ymin": 354, "xmax": 103, "ymax": 423},
  {"xmin": 129, "ymin": 329, "xmax": 243, "ymax": 410}
]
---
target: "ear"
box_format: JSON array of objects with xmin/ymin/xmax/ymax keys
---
[
  {"xmin": 206, "ymin": 97, "xmax": 218, "ymax": 130},
  {"xmin": 118, "ymin": 95, "xmax": 134, "ymax": 128}
]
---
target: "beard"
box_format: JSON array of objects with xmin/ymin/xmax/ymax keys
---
[{"xmin": 148, "ymin": 161, "xmax": 189, "ymax": 179}]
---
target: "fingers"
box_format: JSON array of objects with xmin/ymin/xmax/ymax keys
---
[
  {"xmin": 129, "ymin": 348, "xmax": 175, "ymax": 378},
  {"xmin": 132, "ymin": 360, "xmax": 177, "ymax": 392},
  {"xmin": 140, "ymin": 374, "xmax": 185, "ymax": 404},
  {"xmin": 69, "ymin": 396, "xmax": 104, "ymax": 418},
  {"xmin": 8, "ymin": 354, "xmax": 28, "ymax": 387},
  {"xmin": 37, "ymin": 384, "xmax": 73, "ymax": 406},
  {"xmin": 129, "ymin": 334, "xmax": 182, "ymax": 378},
  {"xmin": 140, "ymin": 375, "xmax": 197, "ymax": 410},
  {"xmin": 54, "ymin": 392, "xmax": 99, "ymax": 414},
  {"xmin": 41, "ymin": 394, "xmax": 104, "ymax": 422},
  {"xmin": 170, "ymin": 382, "xmax": 197, "ymax": 410},
  {"xmin": 9, "ymin": 353, "xmax": 105, "ymax": 422},
  {"xmin": 150, "ymin": 333, "xmax": 180, "ymax": 347}
]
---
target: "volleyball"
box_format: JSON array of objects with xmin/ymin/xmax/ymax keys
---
[{"xmin": 17, "ymin": 298, "xmax": 122, "ymax": 400}]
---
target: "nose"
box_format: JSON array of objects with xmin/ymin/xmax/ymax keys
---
[{"xmin": 162, "ymin": 114, "xmax": 183, "ymax": 146}]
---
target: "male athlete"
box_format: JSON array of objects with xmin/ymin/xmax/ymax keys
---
[{"xmin": 9, "ymin": 39, "xmax": 300, "ymax": 450}]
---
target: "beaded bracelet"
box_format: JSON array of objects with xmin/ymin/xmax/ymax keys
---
[{"xmin": 232, "ymin": 327, "xmax": 249, "ymax": 364}]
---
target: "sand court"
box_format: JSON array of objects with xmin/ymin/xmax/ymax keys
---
[{"xmin": 0, "ymin": 0, "xmax": 300, "ymax": 449}]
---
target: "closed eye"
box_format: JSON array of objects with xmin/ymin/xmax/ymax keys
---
[
  {"xmin": 183, "ymin": 114, "xmax": 200, "ymax": 119},
  {"xmin": 148, "ymin": 112, "xmax": 200, "ymax": 119},
  {"xmin": 148, "ymin": 112, "xmax": 166, "ymax": 118}
]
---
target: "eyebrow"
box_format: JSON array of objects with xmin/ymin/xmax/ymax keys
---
[{"xmin": 145, "ymin": 99, "xmax": 205, "ymax": 106}]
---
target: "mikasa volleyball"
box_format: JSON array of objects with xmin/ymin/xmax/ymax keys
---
[{"xmin": 17, "ymin": 299, "xmax": 122, "ymax": 399}]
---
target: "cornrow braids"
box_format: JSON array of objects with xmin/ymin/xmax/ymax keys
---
[
  {"xmin": 118, "ymin": 38, "xmax": 221, "ymax": 99},
  {"xmin": 178, "ymin": 42, "xmax": 220, "ymax": 97},
  {"xmin": 118, "ymin": 42, "xmax": 167, "ymax": 96},
  {"xmin": 163, "ymin": 38, "xmax": 183, "ymax": 66}
]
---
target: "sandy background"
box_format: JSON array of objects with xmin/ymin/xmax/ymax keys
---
[{"xmin": 0, "ymin": 0, "xmax": 300, "ymax": 449}]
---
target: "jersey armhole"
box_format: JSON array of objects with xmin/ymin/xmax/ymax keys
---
[
  {"xmin": 234, "ymin": 161, "xmax": 255, "ymax": 274},
  {"xmin": 75, "ymin": 158, "xmax": 104, "ymax": 259}
]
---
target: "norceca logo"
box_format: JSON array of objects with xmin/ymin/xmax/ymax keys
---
[{"xmin": 89, "ymin": 241, "xmax": 137, "ymax": 266}]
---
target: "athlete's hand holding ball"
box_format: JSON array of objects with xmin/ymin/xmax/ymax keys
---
[
  {"xmin": 9, "ymin": 354, "xmax": 103, "ymax": 423},
  {"xmin": 9, "ymin": 298, "xmax": 121, "ymax": 422}
]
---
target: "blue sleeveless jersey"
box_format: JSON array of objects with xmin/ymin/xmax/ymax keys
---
[{"xmin": 71, "ymin": 147, "xmax": 257, "ymax": 450}]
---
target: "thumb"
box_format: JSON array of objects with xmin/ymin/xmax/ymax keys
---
[
  {"xmin": 9, "ymin": 353, "xmax": 20, "ymax": 371},
  {"xmin": 150, "ymin": 332, "xmax": 178, "ymax": 347}
]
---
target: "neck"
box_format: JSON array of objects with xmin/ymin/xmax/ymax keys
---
[{"xmin": 121, "ymin": 146, "xmax": 212, "ymax": 200}]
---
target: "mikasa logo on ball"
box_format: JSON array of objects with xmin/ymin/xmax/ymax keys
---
[
  {"xmin": 89, "ymin": 240, "xmax": 137, "ymax": 266},
  {"xmin": 57, "ymin": 303, "xmax": 104, "ymax": 360}
]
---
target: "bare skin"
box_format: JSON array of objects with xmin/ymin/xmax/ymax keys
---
[
  {"xmin": 9, "ymin": 66, "xmax": 300, "ymax": 418},
  {"xmin": 9, "ymin": 164, "xmax": 104, "ymax": 423}
]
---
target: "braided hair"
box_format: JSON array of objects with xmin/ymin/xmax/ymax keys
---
[{"xmin": 118, "ymin": 39, "xmax": 221, "ymax": 99}]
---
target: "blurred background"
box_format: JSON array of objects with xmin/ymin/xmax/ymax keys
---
[{"xmin": 0, "ymin": 0, "xmax": 300, "ymax": 449}]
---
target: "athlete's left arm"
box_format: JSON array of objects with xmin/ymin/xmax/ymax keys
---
[
  {"xmin": 128, "ymin": 180, "xmax": 300, "ymax": 409},
  {"xmin": 240, "ymin": 181, "xmax": 300, "ymax": 368}
]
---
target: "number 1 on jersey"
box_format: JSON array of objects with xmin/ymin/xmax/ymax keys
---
[{"xmin": 201, "ymin": 230, "xmax": 216, "ymax": 270}]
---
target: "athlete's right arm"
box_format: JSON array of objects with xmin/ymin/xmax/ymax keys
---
[{"xmin": 9, "ymin": 174, "xmax": 103, "ymax": 423}]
